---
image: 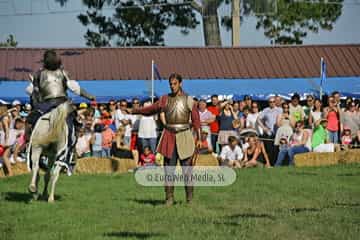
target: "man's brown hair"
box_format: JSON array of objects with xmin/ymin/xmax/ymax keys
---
[
  {"xmin": 43, "ymin": 49, "xmax": 61, "ymax": 71},
  {"xmin": 168, "ymin": 73, "xmax": 183, "ymax": 83}
]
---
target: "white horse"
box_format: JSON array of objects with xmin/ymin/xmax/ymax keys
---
[{"xmin": 27, "ymin": 101, "xmax": 76, "ymax": 203}]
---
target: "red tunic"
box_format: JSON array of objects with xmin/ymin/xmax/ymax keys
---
[
  {"xmin": 133, "ymin": 94, "xmax": 200, "ymax": 159},
  {"xmin": 207, "ymin": 105, "xmax": 220, "ymax": 133}
]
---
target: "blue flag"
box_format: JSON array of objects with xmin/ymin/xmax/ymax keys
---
[
  {"xmin": 153, "ymin": 64, "xmax": 162, "ymax": 82},
  {"xmin": 320, "ymin": 58, "xmax": 326, "ymax": 87}
]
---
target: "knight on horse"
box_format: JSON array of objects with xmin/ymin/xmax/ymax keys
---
[{"xmin": 25, "ymin": 49, "xmax": 95, "ymax": 202}]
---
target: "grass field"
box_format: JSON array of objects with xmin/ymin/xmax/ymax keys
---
[{"xmin": 0, "ymin": 164, "xmax": 359, "ymax": 240}]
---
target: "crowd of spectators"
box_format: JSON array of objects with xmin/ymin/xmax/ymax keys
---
[{"xmin": 0, "ymin": 91, "xmax": 359, "ymax": 176}]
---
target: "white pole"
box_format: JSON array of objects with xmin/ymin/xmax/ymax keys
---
[
  {"xmin": 320, "ymin": 57, "xmax": 323, "ymax": 101},
  {"xmin": 151, "ymin": 59, "xmax": 154, "ymax": 103}
]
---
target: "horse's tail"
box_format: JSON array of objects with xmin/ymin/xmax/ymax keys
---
[
  {"xmin": 52, "ymin": 104, "xmax": 68, "ymax": 138},
  {"xmin": 31, "ymin": 104, "xmax": 69, "ymax": 146}
]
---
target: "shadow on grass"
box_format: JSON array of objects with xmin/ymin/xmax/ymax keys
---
[
  {"xmin": 335, "ymin": 202, "xmax": 360, "ymax": 207},
  {"xmin": 132, "ymin": 199, "xmax": 165, "ymax": 206},
  {"xmin": 131, "ymin": 198, "xmax": 187, "ymax": 206},
  {"xmin": 209, "ymin": 213, "xmax": 276, "ymax": 226},
  {"xmin": 290, "ymin": 207, "xmax": 322, "ymax": 213},
  {"xmin": 1, "ymin": 192, "xmax": 32, "ymax": 203},
  {"xmin": 337, "ymin": 173, "xmax": 360, "ymax": 177},
  {"xmin": 227, "ymin": 213, "xmax": 276, "ymax": 220},
  {"xmin": 0, "ymin": 192, "xmax": 63, "ymax": 203},
  {"xmin": 288, "ymin": 172, "xmax": 318, "ymax": 176},
  {"xmin": 104, "ymin": 231, "xmax": 164, "ymax": 239}
]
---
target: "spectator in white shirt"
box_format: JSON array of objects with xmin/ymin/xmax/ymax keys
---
[
  {"xmin": 114, "ymin": 99, "xmax": 132, "ymax": 145},
  {"xmin": 198, "ymin": 99, "xmax": 215, "ymax": 151},
  {"xmin": 1, "ymin": 118, "xmax": 25, "ymax": 176},
  {"xmin": 138, "ymin": 101, "xmax": 158, "ymax": 153},
  {"xmin": 217, "ymin": 136, "xmax": 243, "ymax": 168},
  {"xmin": 76, "ymin": 128, "xmax": 92, "ymax": 158}
]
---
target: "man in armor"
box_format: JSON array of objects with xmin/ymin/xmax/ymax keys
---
[
  {"xmin": 25, "ymin": 50, "xmax": 95, "ymax": 168},
  {"xmin": 133, "ymin": 73, "xmax": 201, "ymax": 205}
]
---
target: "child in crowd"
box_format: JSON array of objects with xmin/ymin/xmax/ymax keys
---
[
  {"xmin": 1, "ymin": 118, "xmax": 25, "ymax": 176},
  {"xmin": 341, "ymin": 128, "xmax": 352, "ymax": 148},
  {"xmin": 76, "ymin": 128, "xmax": 92, "ymax": 158},
  {"xmin": 139, "ymin": 146, "xmax": 156, "ymax": 167},
  {"xmin": 217, "ymin": 136, "xmax": 243, "ymax": 168},
  {"xmin": 198, "ymin": 129, "xmax": 213, "ymax": 154},
  {"xmin": 101, "ymin": 121, "xmax": 115, "ymax": 158},
  {"xmin": 11, "ymin": 131, "xmax": 26, "ymax": 163},
  {"xmin": 91, "ymin": 124, "xmax": 103, "ymax": 157}
]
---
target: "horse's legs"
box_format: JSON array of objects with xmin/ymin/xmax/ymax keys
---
[
  {"xmin": 31, "ymin": 172, "xmax": 41, "ymax": 201},
  {"xmin": 48, "ymin": 164, "xmax": 62, "ymax": 203},
  {"xmin": 28, "ymin": 146, "xmax": 42, "ymax": 194},
  {"xmin": 42, "ymin": 169, "xmax": 51, "ymax": 200}
]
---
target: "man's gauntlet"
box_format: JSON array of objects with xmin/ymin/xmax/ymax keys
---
[{"xmin": 80, "ymin": 89, "xmax": 95, "ymax": 101}]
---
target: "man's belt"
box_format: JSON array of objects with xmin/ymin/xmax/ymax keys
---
[{"xmin": 164, "ymin": 124, "xmax": 191, "ymax": 133}]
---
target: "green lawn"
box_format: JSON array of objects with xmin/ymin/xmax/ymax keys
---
[{"xmin": 0, "ymin": 164, "xmax": 360, "ymax": 240}]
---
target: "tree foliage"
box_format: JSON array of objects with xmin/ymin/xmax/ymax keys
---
[
  {"xmin": 77, "ymin": 0, "xmax": 199, "ymax": 47},
  {"xmin": 255, "ymin": 0, "xmax": 343, "ymax": 45},
  {"xmin": 0, "ymin": 35, "xmax": 18, "ymax": 47},
  {"xmin": 63, "ymin": 0, "xmax": 343, "ymax": 46}
]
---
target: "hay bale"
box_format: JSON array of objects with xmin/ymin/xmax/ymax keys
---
[
  {"xmin": 294, "ymin": 152, "xmax": 339, "ymax": 167},
  {"xmin": 341, "ymin": 149, "xmax": 360, "ymax": 164},
  {"xmin": 150, "ymin": 153, "xmax": 218, "ymax": 167},
  {"xmin": 110, "ymin": 157, "xmax": 137, "ymax": 173},
  {"xmin": 0, "ymin": 162, "xmax": 29, "ymax": 178},
  {"xmin": 74, "ymin": 157, "xmax": 138, "ymax": 174},
  {"xmin": 295, "ymin": 149, "xmax": 360, "ymax": 167},
  {"xmin": 197, "ymin": 154, "xmax": 219, "ymax": 166},
  {"xmin": 74, "ymin": 157, "xmax": 113, "ymax": 174}
]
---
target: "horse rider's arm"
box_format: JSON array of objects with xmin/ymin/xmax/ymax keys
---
[
  {"xmin": 66, "ymin": 80, "xmax": 95, "ymax": 100},
  {"xmin": 62, "ymin": 70, "xmax": 95, "ymax": 100},
  {"xmin": 25, "ymin": 83, "xmax": 33, "ymax": 96}
]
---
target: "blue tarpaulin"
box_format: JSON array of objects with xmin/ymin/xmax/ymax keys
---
[{"xmin": 0, "ymin": 77, "xmax": 359, "ymax": 104}]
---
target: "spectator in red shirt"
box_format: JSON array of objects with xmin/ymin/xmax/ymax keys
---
[
  {"xmin": 139, "ymin": 146, "xmax": 156, "ymax": 167},
  {"xmin": 207, "ymin": 95, "xmax": 220, "ymax": 153},
  {"xmin": 101, "ymin": 112, "xmax": 115, "ymax": 157},
  {"xmin": 324, "ymin": 96, "xmax": 340, "ymax": 143}
]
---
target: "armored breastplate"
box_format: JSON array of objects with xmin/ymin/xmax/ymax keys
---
[
  {"xmin": 164, "ymin": 95, "xmax": 191, "ymax": 125},
  {"xmin": 39, "ymin": 70, "xmax": 67, "ymax": 101}
]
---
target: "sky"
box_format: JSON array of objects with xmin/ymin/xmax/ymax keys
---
[{"xmin": 0, "ymin": 0, "xmax": 360, "ymax": 47}]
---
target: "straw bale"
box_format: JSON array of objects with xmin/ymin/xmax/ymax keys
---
[
  {"xmin": 294, "ymin": 152, "xmax": 339, "ymax": 167},
  {"xmin": 74, "ymin": 157, "xmax": 138, "ymax": 174},
  {"xmin": 197, "ymin": 154, "xmax": 219, "ymax": 166},
  {"xmin": 294, "ymin": 149, "xmax": 360, "ymax": 167},
  {"xmin": 0, "ymin": 162, "xmax": 29, "ymax": 178},
  {"xmin": 340, "ymin": 149, "xmax": 360, "ymax": 164}
]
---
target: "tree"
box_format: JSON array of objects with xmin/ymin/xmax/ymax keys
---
[
  {"xmin": 77, "ymin": 0, "xmax": 227, "ymax": 47},
  {"xmin": 73, "ymin": 0, "xmax": 343, "ymax": 46},
  {"xmin": 77, "ymin": 0, "xmax": 199, "ymax": 47},
  {"xmin": 191, "ymin": 0, "xmax": 223, "ymax": 46},
  {"xmin": 0, "ymin": 35, "xmax": 18, "ymax": 47},
  {"xmin": 55, "ymin": 0, "xmax": 68, "ymax": 7},
  {"xmin": 255, "ymin": 0, "xmax": 343, "ymax": 45}
]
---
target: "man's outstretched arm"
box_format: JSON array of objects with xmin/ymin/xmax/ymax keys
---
[
  {"xmin": 63, "ymin": 70, "xmax": 95, "ymax": 100},
  {"xmin": 132, "ymin": 97, "xmax": 165, "ymax": 116}
]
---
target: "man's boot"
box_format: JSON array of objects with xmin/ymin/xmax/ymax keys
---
[
  {"xmin": 165, "ymin": 185, "xmax": 174, "ymax": 206},
  {"xmin": 185, "ymin": 186, "xmax": 193, "ymax": 204}
]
